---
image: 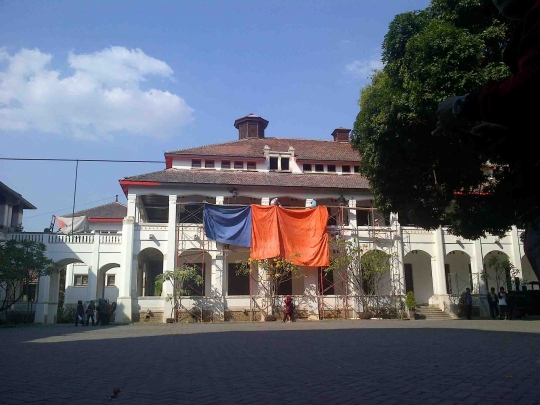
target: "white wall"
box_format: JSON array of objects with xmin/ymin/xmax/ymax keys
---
[
  {"xmin": 104, "ymin": 268, "xmax": 119, "ymax": 302},
  {"xmin": 521, "ymin": 255, "xmax": 539, "ymax": 283},
  {"xmin": 90, "ymin": 222, "xmax": 123, "ymax": 232}
]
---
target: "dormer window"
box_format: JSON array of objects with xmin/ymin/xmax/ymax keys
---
[
  {"xmin": 205, "ymin": 160, "xmax": 215, "ymax": 168},
  {"xmin": 303, "ymin": 164, "xmax": 312, "ymax": 172},
  {"xmin": 328, "ymin": 165, "xmax": 336, "ymax": 172},
  {"xmin": 342, "ymin": 165, "xmax": 351, "ymax": 173},
  {"xmin": 222, "ymin": 160, "xmax": 230, "ymax": 169},
  {"xmin": 192, "ymin": 159, "xmax": 201, "ymax": 168},
  {"xmin": 234, "ymin": 161, "xmax": 244, "ymax": 169},
  {"xmin": 354, "ymin": 165, "xmax": 360, "ymax": 173},
  {"xmin": 269, "ymin": 156, "xmax": 291, "ymax": 172},
  {"xmin": 315, "ymin": 164, "xmax": 324, "ymax": 172},
  {"xmin": 247, "ymin": 161, "xmax": 256, "ymax": 170}
]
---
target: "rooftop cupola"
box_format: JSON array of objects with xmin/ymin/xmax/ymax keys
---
[
  {"xmin": 331, "ymin": 127, "xmax": 351, "ymax": 142},
  {"xmin": 234, "ymin": 113, "xmax": 269, "ymax": 140}
]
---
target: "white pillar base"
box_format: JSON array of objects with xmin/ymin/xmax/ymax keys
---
[
  {"xmin": 163, "ymin": 298, "xmax": 174, "ymax": 322},
  {"xmin": 115, "ymin": 297, "xmax": 133, "ymax": 324}
]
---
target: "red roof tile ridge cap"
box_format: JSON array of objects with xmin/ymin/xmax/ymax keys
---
[{"xmin": 166, "ymin": 138, "xmax": 254, "ymax": 153}]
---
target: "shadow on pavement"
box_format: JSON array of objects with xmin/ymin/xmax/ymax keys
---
[{"xmin": 1, "ymin": 322, "xmax": 540, "ymax": 404}]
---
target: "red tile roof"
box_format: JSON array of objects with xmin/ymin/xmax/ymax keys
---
[
  {"xmin": 62, "ymin": 202, "xmax": 127, "ymax": 219},
  {"xmin": 123, "ymin": 169, "xmax": 370, "ymax": 190},
  {"xmin": 166, "ymin": 138, "xmax": 361, "ymax": 162}
]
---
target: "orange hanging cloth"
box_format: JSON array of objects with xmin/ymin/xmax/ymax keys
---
[{"xmin": 250, "ymin": 205, "xmax": 329, "ymax": 266}]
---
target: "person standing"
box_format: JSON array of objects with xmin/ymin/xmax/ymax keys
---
[
  {"xmin": 487, "ymin": 287, "xmax": 500, "ymax": 320},
  {"xmin": 463, "ymin": 288, "xmax": 473, "ymax": 320},
  {"xmin": 75, "ymin": 300, "xmax": 85, "ymax": 326},
  {"xmin": 283, "ymin": 296, "xmax": 294, "ymax": 323},
  {"xmin": 498, "ymin": 287, "xmax": 508, "ymax": 320},
  {"xmin": 95, "ymin": 298, "xmax": 106, "ymax": 325},
  {"xmin": 85, "ymin": 300, "xmax": 96, "ymax": 326}
]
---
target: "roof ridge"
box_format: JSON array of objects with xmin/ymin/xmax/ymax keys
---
[
  {"xmin": 166, "ymin": 138, "xmax": 254, "ymax": 154},
  {"xmin": 166, "ymin": 137, "xmax": 352, "ymax": 154}
]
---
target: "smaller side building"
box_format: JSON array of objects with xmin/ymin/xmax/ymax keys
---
[
  {"xmin": 0, "ymin": 181, "xmax": 36, "ymax": 242},
  {"xmin": 57, "ymin": 200, "xmax": 126, "ymax": 308}
]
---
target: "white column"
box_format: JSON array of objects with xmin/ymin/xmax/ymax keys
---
[
  {"xmin": 116, "ymin": 193, "xmax": 136, "ymax": 324},
  {"xmin": 88, "ymin": 233, "xmax": 100, "ymax": 301},
  {"xmin": 304, "ymin": 267, "xmax": 319, "ymax": 320},
  {"xmin": 34, "ymin": 269, "xmax": 60, "ymax": 324},
  {"xmin": 210, "ymin": 249, "xmax": 225, "ymax": 321},
  {"xmin": 257, "ymin": 262, "xmax": 269, "ymax": 321},
  {"xmin": 348, "ymin": 199, "xmax": 357, "ymax": 228},
  {"xmin": 472, "ymin": 239, "xmax": 486, "ymax": 295},
  {"xmin": 395, "ymin": 221, "xmax": 405, "ymax": 296},
  {"xmin": 432, "ymin": 228, "xmax": 447, "ymax": 296},
  {"xmin": 163, "ymin": 195, "xmax": 177, "ymax": 321},
  {"xmin": 510, "ymin": 226, "xmax": 523, "ymax": 287},
  {"xmin": 34, "ymin": 275, "xmax": 51, "ymax": 324},
  {"xmin": 64, "ymin": 264, "xmax": 74, "ymax": 305},
  {"xmin": 261, "ymin": 197, "xmax": 270, "ymax": 206}
]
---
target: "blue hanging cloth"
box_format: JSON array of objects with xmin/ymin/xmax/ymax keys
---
[{"xmin": 203, "ymin": 204, "xmax": 252, "ymax": 247}]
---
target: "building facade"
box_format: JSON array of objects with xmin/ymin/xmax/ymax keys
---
[{"xmin": 5, "ymin": 114, "xmax": 539, "ymax": 323}]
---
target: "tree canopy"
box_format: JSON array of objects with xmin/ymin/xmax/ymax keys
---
[{"xmin": 351, "ymin": 0, "xmax": 522, "ymax": 239}]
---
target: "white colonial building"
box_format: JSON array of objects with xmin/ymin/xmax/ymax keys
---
[{"xmin": 6, "ymin": 114, "xmax": 538, "ymax": 323}]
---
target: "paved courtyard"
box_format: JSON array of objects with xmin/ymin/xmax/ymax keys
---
[{"xmin": 1, "ymin": 320, "xmax": 540, "ymax": 405}]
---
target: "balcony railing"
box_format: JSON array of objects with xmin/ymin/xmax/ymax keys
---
[{"xmin": 7, "ymin": 232, "xmax": 122, "ymax": 245}]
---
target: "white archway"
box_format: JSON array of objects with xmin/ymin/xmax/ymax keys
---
[
  {"xmin": 445, "ymin": 250, "xmax": 473, "ymax": 295},
  {"xmin": 483, "ymin": 250, "xmax": 512, "ymax": 291},
  {"xmin": 403, "ymin": 250, "xmax": 433, "ymax": 305},
  {"xmin": 137, "ymin": 248, "xmax": 164, "ymax": 297},
  {"xmin": 97, "ymin": 263, "xmax": 120, "ymax": 301}
]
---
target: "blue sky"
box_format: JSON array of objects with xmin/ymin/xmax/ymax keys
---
[{"xmin": 0, "ymin": 0, "xmax": 430, "ymax": 231}]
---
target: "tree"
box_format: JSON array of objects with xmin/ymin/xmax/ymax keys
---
[
  {"xmin": 482, "ymin": 255, "xmax": 519, "ymax": 291},
  {"xmin": 157, "ymin": 265, "xmax": 203, "ymax": 321},
  {"xmin": 0, "ymin": 240, "xmax": 55, "ymax": 320},
  {"xmin": 326, "ymin": 236, "xmax": 397, "ymax": 319},
  {"xmin": 236, "ymin": 255, "xmax": 303, "ymax": 320},
  {"xmin": 351, "ymin": 0, "xmax": 522, "ymax": 241}
]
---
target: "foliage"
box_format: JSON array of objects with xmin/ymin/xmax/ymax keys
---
[
  {"xmin": 351, "ymin": 0, "xmax": 524, "ymax": 239},
  {"xmin": 154, "ymin": 276, "xmax": 163, "ymax": 297},
  {"xmin": 482, "ymin": 255, "xmax": 519, "ymax": 290},
  {"xmin": 236, "ymin": 255, "xmax": 303, "ymax": 318},
  {"xmin": 0, "ymin": 240, "xmax": 55, "ymax": 315},
  {"xmin": 57, "ymin": 306, "xmax": 76, "ymax": 324},
  {"xmin": 157, "ymin": 265, "xmax": 204, "ymax": 321},
  {"xmin": 326, "ymin": 237, "xmax": 396, "ymax": 318},
  {"xmin": 405, "ymin": 291, "xmax": 417, "ymax": 310}
]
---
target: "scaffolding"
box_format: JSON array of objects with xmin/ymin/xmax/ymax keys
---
[
  {"xmin": 176, "ymin": 202, "xmax": 211, "ymax": 322},
  {"xmin": 168, "ymin": 201, "xmax": 405, "ymax": 322}
]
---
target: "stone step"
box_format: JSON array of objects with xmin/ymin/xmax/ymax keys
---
[{"xmin": 415, "ymin": 306, "xmax": 452, "ymax": 320}]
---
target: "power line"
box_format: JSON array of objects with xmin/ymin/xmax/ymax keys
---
[
  {"xmin": 25, "ymin": 196, "xmax": 118, "ymax": 219},
  {"xmin": 0, "ymin": 157, "xmax": 165, "ymax": 163}
]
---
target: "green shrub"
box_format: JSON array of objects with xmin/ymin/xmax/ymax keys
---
[
  {"xmin": 57, "ymin": 307, "xmax": 75, "ymax": 324},
  {"xmin": 405, "ymin": 292, "xmax": 416, "ymax": 310}
]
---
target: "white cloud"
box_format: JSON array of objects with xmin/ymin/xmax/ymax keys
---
[
  {"xmin": 344, "ymin": 56, "xmax": 383, "ymax": 81},
  {"xmin": 0, "ymin": 46, "xmax": 193, "ymax": 139}
]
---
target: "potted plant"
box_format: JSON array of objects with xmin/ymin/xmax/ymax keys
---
[{"xmin": 405, "ymin": 291, "xmax": 417, "ymax": 320}]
